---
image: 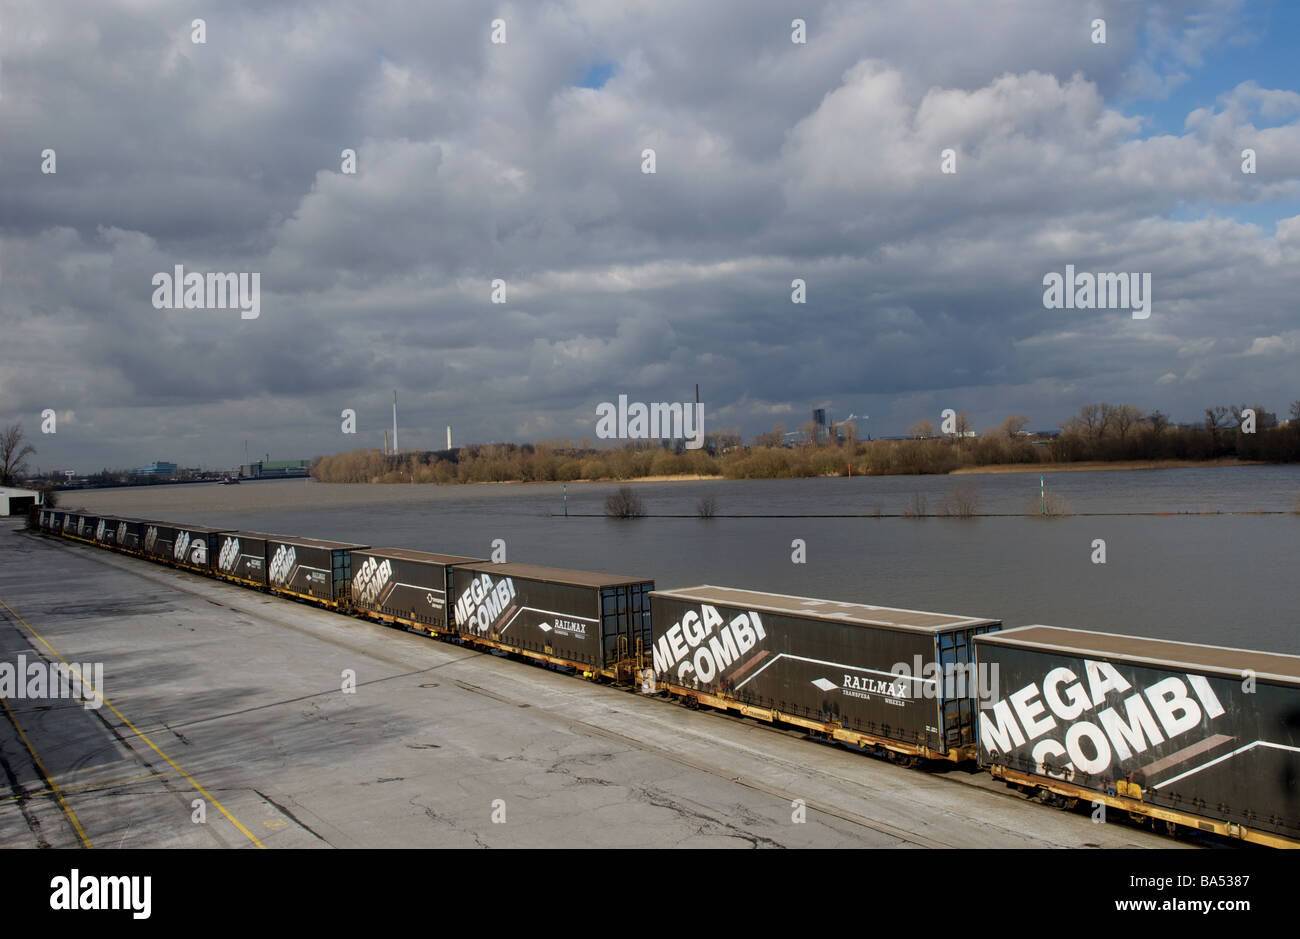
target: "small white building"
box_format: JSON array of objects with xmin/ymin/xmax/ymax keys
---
[{"xmin": 0, "ymin": 487, "xmax": 44, "ymax": 516}]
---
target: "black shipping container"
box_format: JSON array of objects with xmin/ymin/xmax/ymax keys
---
[
  {"xmin": 651, "ymin": 586, "xmax": 1002, "ymax": 757},
  {"xmin": 213, "ymin": 531, "xmax": 270, "ymax": 586},
  {"xmin": 141, "ymin": 521, "xmax": 174, "ymax": 560},
  {"xmin": 351, "ymin": 548, "xmax": 483, "ymax": 629},
  {"xmin": 169, "ymin": 523, "xmax": 223, "ymax": 569},
  {"xmin": 139, "ymin": 521, "xmax": 226, "ymax": 570},
  {"xmin": 75, "ymin": 514, "xmax": 99, "ymax": 541},
  {"xmin": 451, "ymin": 562, "xmax": 655, "ymax": 673},
  {"xmin": 975, "ymin": 626, "xmax": 1300, "ymax": 845},
  {"xmin": 93, "ymin": 516, "xmax": 117, "ymax": 546},
  {"xmin": 261, "ymin": 534, "xmax": 367, "ymax": 603},
  {"xmin": 112, "ymin": 518, "xmax": 147, "ymax": 553}
]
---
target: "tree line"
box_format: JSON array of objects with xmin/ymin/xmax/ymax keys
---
[
  {"xmin": 7, "ymin": 398, "xmax": 1295, "ymax": 493},
  {"xmin": 310, "ymin": 400, "xmax": 1300, "ymax": 483}
]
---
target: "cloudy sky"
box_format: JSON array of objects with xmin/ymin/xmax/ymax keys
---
[{"xmin": 2, "ymin": 0, "xmax": 1299, "ymax": 472}]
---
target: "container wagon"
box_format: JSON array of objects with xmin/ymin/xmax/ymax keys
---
[
  {"xmin": 974, "ymin": 625, "xmax": 1300, "ymax": 848},
  {"xmin": 111, "ymin": 518, "xmax": 148, "ymax": 554},
  {"xmin": 212, "ymin": 531, "xmax": 271, "ymax": 587},
  {"xmin": 450, "ymin": 562, "xmax": 655, "ymax": 681},
  {"xmin": 93, "ymin": 516, "xmax": 118, "ymax": 547},
  {"xmin": 350, "ymin": 548, "xmax": 483, "ymax": 635},
  {"xmin": 141, "ymin": 522, "xmax": 228, "ymax": 572},
  {"xmin": 73, "ymin": 513, "xmax": 99, "ymax": 543},
  {"xmin": 260, "ymin": 534, "xmax": 367, "ymax": 606},
  {"xmin": 650, "ymin": 586, "xmax": 1002, "ymax": 763}
]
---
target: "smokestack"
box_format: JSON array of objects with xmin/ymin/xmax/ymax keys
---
[
  {"xmin": 383, "ymin": 429, "xmax": 389, "ymax": 455},
  {"xmin": 446, "ymin": 425, "xmax": 452, "ymax": 450},
  {"xmin": 392, "ymin": 390, "xmax": 398, "ymax": 454}
]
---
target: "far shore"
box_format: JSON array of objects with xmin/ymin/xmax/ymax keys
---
[
  {"xmin": 368, "ymin": 460, "xmax": 1270, "ymax": 486},
  {"xmin": 55, "ymin": 462, "xmax": 1277, "ymax": 500},
  {"xmin": 456, "ymin": 473, "xmax": 718, "ymax": 485},
  {"xmin": 949, "ymin": 458, "xmax": 1266, "ymax": 476}
]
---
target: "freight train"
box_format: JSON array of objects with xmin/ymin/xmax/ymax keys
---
[{"xmin": 33, "ymin": 505, "xmax": 1300, "ymax": 848}]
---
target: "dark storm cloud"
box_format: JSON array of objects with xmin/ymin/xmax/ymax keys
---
[{"xmin": 1, "ymin": 0, "xmax": 1298, "ymax": 470}]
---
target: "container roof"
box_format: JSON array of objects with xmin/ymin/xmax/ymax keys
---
[
  {"xmin": 458, "ymin": 561, "xmax": 653, "ymax": 588},
  {"xmin": 652, "ymin": 585, "xmax": 999, "ymax": 633},
  {"xmin": 231, "ymin": 531, "xmax": 368, "ymax": 550},
  {"xmin": 977, "ymin": 625, "xmax": 1300, "ymax": 685},
  {"xmin": 155, "ymin": 522, "xmax": 230, "ymax": 533},
  {"xmin": 358, "ymin": 547, "xmax": 484, "ymax": 566}
]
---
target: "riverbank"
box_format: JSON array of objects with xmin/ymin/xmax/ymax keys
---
[
  {"xmin": 949, "ymin": 458, "xmax": 1266, "ymax": 475},
  {"xmin": 319, "ymin": 459, "xmax": 1267, "ymax": 485},
  {"xmin": 466, "ymin": 473, "xmax": 717, "ymax": 484}
]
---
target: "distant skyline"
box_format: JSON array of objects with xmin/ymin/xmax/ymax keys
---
[{"xmin": 3, "ymin": 1, "xmax": 1299, "ymax": 471}]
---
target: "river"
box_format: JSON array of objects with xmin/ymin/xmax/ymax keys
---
[{"xmin": 63, "ymin": 465, "xmax": 1300, "ymax": 654}]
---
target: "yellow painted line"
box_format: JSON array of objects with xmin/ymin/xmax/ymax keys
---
[
  {"xmin": 0, "ymin": 596, "xmax": 266, "ymax": 849},
  {"xmin": 0, "ymin": 769, "xmax": 183, "ymax": 804},
  {"xmin": 0, "ymin": 695, "xmax": 93, "ymax": 848}
]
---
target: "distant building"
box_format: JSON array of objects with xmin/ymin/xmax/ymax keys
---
[
  {"xmin": 242, "ymin": 459, "xmax": 311, "ymax": 479},
  {"xmin": 0, "ymin": 487, "xmax": 43, "ymax": 516},
  {"xmin": 812, "ymin": 408, "xmax": 828, "ymax": 446},
  {"xmin": 136, "ymin": 461, "xmax": 178, "ymax": 477}
]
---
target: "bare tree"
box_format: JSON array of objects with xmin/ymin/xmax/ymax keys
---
[
  {"xmin": 1066, "ymin": 404, "xmax": 1108, "ymax": 444},
  {"xmin": 708, "ymin": 428, "xmax": 743, "ymax": 452},
  {"xmin": 695, "ymin": 495, "xmax": 718, "ymax": 518},
  {"xmin": 752, "ymin": 423, "xmax": 786, "ymax": 448},
  {"xmin": 901, "ymin": 491, "xmax": 928, "ymax": 518},
  {"xmin": 1109, "ymin": 404, "xmax": 1142, "ymax": 442},
  {"xmin": 1, "ymin": 423, "xmax": 36, "ymax": 485},
  {"xmin": 908, "ymin": 419, "xmax": 934, "ymax": 439},
  {"xmin": 1000, "ymin": 414, "xmax": 1030, "ymax": 437},
  {"xmin": 1291, "ymin": 401, "xmax": 1300, "ymax": 423},
  {"xmin": 1204, "ymin": 406, "xmax": 1233, "ymax": 440},
  {"xmin": 1144, "ymin": 410, "xmax": 1170, "ymax": 436},
  {"xmin": 604, "ymin": 486, "xmax": 645, "ymax": 518},
  {"xmin": 940, "ymin": 481, "xmax": 981, "ymax": 518}
]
